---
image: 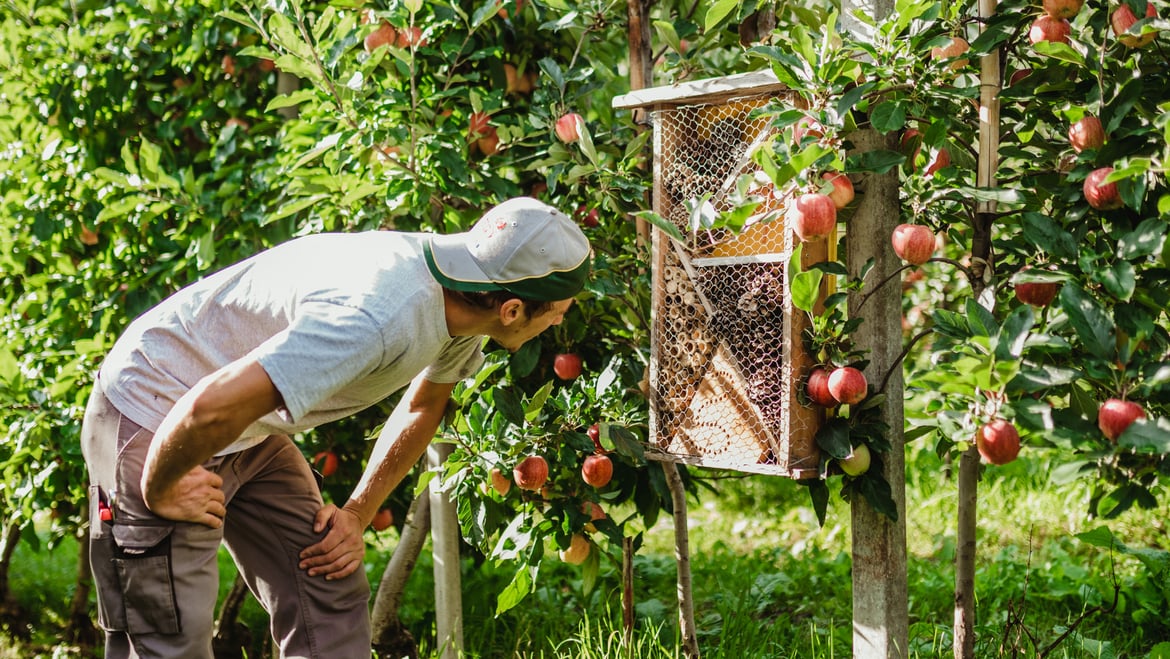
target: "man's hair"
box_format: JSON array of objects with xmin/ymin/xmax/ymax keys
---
[{"xmin": 444, "ymin": 288, "xmax": 556, "ymax": 318}]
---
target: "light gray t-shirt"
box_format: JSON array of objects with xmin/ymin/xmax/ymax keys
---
[{"xmin": 98, "ymin": 231, "xmax": 485, "ymax": 455}]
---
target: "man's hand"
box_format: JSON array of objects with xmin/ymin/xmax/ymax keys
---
[
  {"xmin": 142, "ymin": 465, "xmax": 227, "ymax": 528},
  {"xmin": 299, "ymin": 504, "xmax": 366, "ymax": 580}
]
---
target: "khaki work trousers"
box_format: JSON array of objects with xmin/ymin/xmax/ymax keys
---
[{"xmin": 81, "ymin": 385, "xmax": 372, "ymax": 658}]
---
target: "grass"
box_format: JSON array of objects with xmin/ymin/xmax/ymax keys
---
[{"xmin": 3, "ymin": 444, "xmax": 1170, "ymax": 658}]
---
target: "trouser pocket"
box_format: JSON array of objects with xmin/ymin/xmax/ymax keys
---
[
  {"xmin": 89, "ymin": 486, "xmax": 126, "ymax": 632},
  {"xmin": 89, "ymin": 487, "xmax": 182, "ymax": 636}
]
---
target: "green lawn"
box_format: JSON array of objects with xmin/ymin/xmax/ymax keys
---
[{"xmin": 4, "ymin": 445, "xmax": 1169, "ymax": 658}]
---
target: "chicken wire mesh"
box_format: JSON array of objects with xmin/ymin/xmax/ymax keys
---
[{"xmin": 646, "ymin": 90, "xmax": 827, "ymax": 479}]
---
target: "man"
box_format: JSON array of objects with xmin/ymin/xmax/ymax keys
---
[{"xmin": 81, "ymin": 197, "xmax": 591, "ymax": 658}]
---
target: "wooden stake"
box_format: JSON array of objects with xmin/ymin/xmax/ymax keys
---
[{"xmin": 662, "ymin": 461, "xmax": 700, "ymax": 658}]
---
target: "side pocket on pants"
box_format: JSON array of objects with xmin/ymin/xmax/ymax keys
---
[
  {"xmin": 111, "ymin": 522, "xmax": 182, "ymax": 635},
  {"xmin": 88, "ymin": 486, "xmax": 126, "ymax": 632}
]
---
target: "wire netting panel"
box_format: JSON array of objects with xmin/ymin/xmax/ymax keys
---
[{"xmin": 647, "ymin": 90, "xmax": 824, "ymax": 478}]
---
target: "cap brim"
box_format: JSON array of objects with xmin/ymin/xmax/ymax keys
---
[{"xmin": 425, "ymin": 234, "xmax": 591, "ymax": 301}]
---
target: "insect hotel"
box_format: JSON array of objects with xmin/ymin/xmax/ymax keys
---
[{"xmin": 613, "ymin": 71, "xmax": 830, "ymax": 480}]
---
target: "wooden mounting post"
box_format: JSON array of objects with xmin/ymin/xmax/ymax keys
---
[
  {"xmin": 662, "ymin": 461, "xmax": 700, "ymax": 658},
  {"xmin": 428, "ymin": 442, "xmax": 463, "ymax": 659}
]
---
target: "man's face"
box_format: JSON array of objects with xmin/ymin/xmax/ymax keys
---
[{"xmin": 491, "ymin": 298, "xmax": 575, "ymax": 352}]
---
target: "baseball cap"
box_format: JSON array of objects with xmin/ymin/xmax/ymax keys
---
[{"xmin": 424, "ymin": 197, "xmax": 592, "ymax": 301}]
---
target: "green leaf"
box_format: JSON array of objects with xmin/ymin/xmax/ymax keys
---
[
  {"xmin": 634, "ymin": 210, "xmax": 685, "ymax": 243},
  {"xmin": 1021, "ymin": 212, "xmax": 1077, "ymax": 259},
  {"xmin": 1049, "ymin": 459, "xmax": 1095, "ymax": 485},
  {"xmin": 509, "ymin": 339, "xmax": 541, "ymax": 378},
  {"xmin": 858, "ymin": 472, "xmax": 898, "ymax": 522},
  {"xmin": 1096, "ymin": 261, "xmax": 1135, "ymax": 301},
  {"xmin": 814, "ymin": 418, "xmax": 852, "ymax": 459},
  {"xmin": 836, "ymin": 81, "xmax": 876, "ymax": 119},
  {"xmin": 932, "ymin": 309, "xmax": 972, "ymax": 339},
  {"xmin": 1030, "ymin": 39, "xmax": 1084, "ymax": 65},
  {"xmin": 0, "ymin": 346, "xmax": 17, "ymax": 383},
  {"xmin": 704, "ymin": 0, "xmax": 739, "ymax": 32},
  {"xmin": 1075, "ymin": 525, "xmax": 1117, "ymax": 549},
  {"xmin": 996, "ymin": 304, "xmax": 1034, "ymax": 360},
  {"xmin": 791, "ymin": 269, "xmax": 824, "ymax": 313},
  {"xmin": 494, "ymin": 388, "xmax": 525, "ymax": 427},
  {"xmin": 138, "ymin": 139, "xmax": 162, "ymax": 183},
  {"xmin": 495, "ymin": 564, "xmax": 533, "ymax": 615},
  {"xmin": 1009, "ymin": 364, "xmax": 1080, "ymax": 393},
  {"xmin": 1117, "ymin": 417, "xmax": 1170, "ymax": 453},
  {"xmin": 1058, "ymin": 285, "xmax": 1116, "ymax": 358},
  {"xmin": 846, "ymin": 149, "xmax": 905, "ymax": 174},
  {"xmin": 266, "ymin": 88, "xmax": 318, "ymax": 111},
  {"xmin": 525, "ymin": 381, "xmax": 554, "ymax": 423},
  {"xmin": 869, "ymin": 101, "xmax": 906, "ymax": 133},
  {"xmin": 805, "ymin": 479, "xmax": 829, "ymax": 527},
  {"xmin": 1117, "ymin": 218, "xmax": 1166, "ymax": 260},
  {"xmin": 965, "ymin": 298, "xmax": 997, "ymax": 337}
]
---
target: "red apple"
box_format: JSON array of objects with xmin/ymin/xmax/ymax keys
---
[
  {"xmin": 475, "ymin": 127, "xmax": 500, "ymax": 156},
  {"xmin": 790, "ymin": 193, "xmax": 837, "ymax": 242},
  {"xmin": 582, "ymin": 501, "xmax": 606, "ymax": 532},
  {"xmin": 313, "ymin": 450, "xmax": 339, "ymax": 477},
  {"xmin": 1014, "ymin": 279, "xmax": 1061, "ymax": 307},
  {"xmin": 1030, "ymin": 15, "xmax": 1071, "ymax": 45},
  {"xmin": 891, "ymin": 223, "xmax": 935, "ymax": 265},
  {"xmin": 1068, "ymin": 115, "xmax": 1105, "ymax": 153},
  {"xmin": 555, "ymin": 112, "xmax": 584, "ymax": 143},
  {"xmin": 258, "ymin": 58, "xmax": 276, "ymax": 73},
  {"xmin": 923, "ymin": 146, "xmax": 951, "ymax": 176},
  {"xmin": 586, "ymin": 423, "xmax": 602, "ymax": 451},
  {"xmin": 839, "ymin": 443, "xmax": 872, "ymax": 476},
  {"xmin": 1083, "ymin": 167, "xmax": 1122, "ymax": 210},
  {"xmin": 820, "ymin": 171, "xmax": 855, "ymax": 209},
  {"xmin": 806, "ymin": 367, "xmax": 837, "ymax": 407},
  {"xmin": 582, "ymin": 454, "xmax": 613, "ymax": 488},
  {"xmin": 793, "ymin": 116, "xmax": 825, "ymax": 142},
  {"xmin": 576, "ymin": 205, "xmax": 600, "ymax": 228},
  {"xmin": 497, "ymin": 0, "xmax": 525, "ymax": 19},
  {"xmin": 827, "ymin": 367, "xmax": 868, "ymax": 405},
  {"xmin": 221, "ymin": 54, "xmax": 237, "ymax": 76},
  {"xmin": 976, "ymin": 419, "xmax": 1021, "ymax": 465},
  {"xmin": 559, "ymin": 533, "xmax": 591, "ymax": 564},
  {"xmin": 513, "ymin": 455, "xmax": 549, "ymax": 491},
  {"xmin": 364, "ymin": 21, "xmax": 398, "ymax": 52},
  {"xmin": 395, "ymin": 25, "xmax": 426, "ymax": 48},
  {"xmin": 1113, "ymin": 3, "xmax": 1158, "ymax": 48},
  {"xmin": 1098, "ymin": 398, "xmax": 1145, "ymax": 441},
  {"xmin": 1009, "ymin": 69, "xmax": 1032, "ymax": 86},
  {"xmin": 371, "ymin": 508, "xmax": 394, "ymax": 531},
  {"xmin": 80, "ymin": 225, "xmax": 99, "ymax": 246},
  {"xmin": 1043, "ymin": 0, "xmax": 1084, "ymax": 19},
  {"xmin": 553, "ymin": 353, "xmax": 583, "ymax": 380},
  {"xmin": 489, "ymin": 467, "xmax": 512, "ymax": 496},
  {"xmin": 930, "ymin": 36, "xmax": 970, "ymax": 70},
  {"xmin": 468, "ymin": 111, "xmax": 491, "ymax": 137}
]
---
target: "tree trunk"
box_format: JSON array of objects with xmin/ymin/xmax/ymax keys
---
[
  {"xmin": 626, "ymin": 0, "xmax": 653, "ymax": 250},
  {"xmin": 371, "ymin": 490, "xmax": 432, "ymax": 659},
  {"xmin": 662, "ymin": 461, "xmax": 699, "ymax": 659},
  {"xmin": 847, "ymin": 126, "xmax": 910, "ymax": 659},
  {"xmin": 212, "ymin": 573, "xmax": 255, "ymax": 659},
  {"xmin": 0, "ymin": 517, "xmax": 24, "ymax": 629},
  {"xmin": 621, "ymin": 536, "xmax": 635, "ymax": 652},
  {"xmin": 955, "ymin": 0, "xmax": 1001, "ymax": 654}
]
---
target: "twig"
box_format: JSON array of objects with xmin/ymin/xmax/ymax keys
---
[
  {"xmin": 856, "ymin": 257, "xmax": 975, "ymax": 312},
  {"xmin": 878, "ymin": 328, "xmax": 933, "ymax": 395}
]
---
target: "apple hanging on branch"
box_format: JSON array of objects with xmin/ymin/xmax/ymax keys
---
[
  {"xmin": 828, "ymin": 366, "xmax": 868, "ymax": 406},
  {"xmin": 790, "ymin": 193, "xmax": 836, "ymax": 242},
  {"xmin": 976, "ymin": 419, "xmax": 1021, "ymax": 465},
  {"xmin": 891, "ymin": 223, "xmax": 936, "ymax": 265},
  {"xmin": 1083, "ymin": 167, "xmax": 1123, "ymax": 210},
  {"xmin": 553, "ymin": 352, "xmax": 583, "ymax": 380},
  {"xmin": 513, "ymin": 455, "xmax": 549, "ymax": 491},
  {"xmin": 1068, "ymin": 115, "xmax": 1105, "ymax": 153},
  {"xmin": 1098, "ymin": 398, "xmax": 1146, "ymax": 442}
]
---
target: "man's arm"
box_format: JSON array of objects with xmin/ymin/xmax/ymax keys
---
[
  {"xmin": 142, "ymin": 357, "xmax": 282, "ymax": 527},
  {"xmin": 298, "ymin": 374, "xmax": 455, "ymax": 579}
]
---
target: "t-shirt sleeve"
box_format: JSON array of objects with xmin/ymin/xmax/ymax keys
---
[
  {"xmin": 423, "ymin": 335, "xmax": 485, "ymax": 384},
  {"xmin": 251, "ymin": 301, "xmax": 384, "ymax": 424}
]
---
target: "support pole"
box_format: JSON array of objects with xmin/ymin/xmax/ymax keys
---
[
  {"xmin": 428, "ymin": 442, "xmax": 463, "ymax": 659},
  {"xmin": 662, "ymin": 461, "xmax": 700, "ymax": 658},
  {"xmin": 956, "ymin": 2, "xmax": 1001, "ymax": 657},
  {"xmin": 847, "ymin": 126, "xmax": 909, "ymax": 659}
]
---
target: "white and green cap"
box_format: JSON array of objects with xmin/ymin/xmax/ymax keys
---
[{"xmin": 424, "ymin": 197, "xmax": 592, "ymax": 301}]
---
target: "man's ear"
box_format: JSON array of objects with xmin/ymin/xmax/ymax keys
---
[{"xmin": 498, "ymin": 298, "xmax": 525, "ymax": 326}]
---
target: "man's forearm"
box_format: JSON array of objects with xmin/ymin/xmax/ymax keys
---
[{"xmin": 344, "ymin": 378, "xmax": 453, "ymax": 525}]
